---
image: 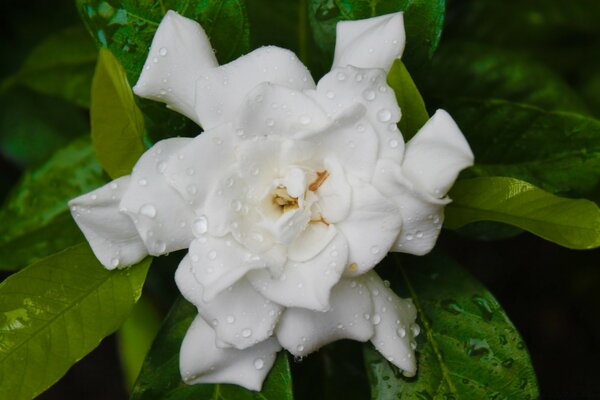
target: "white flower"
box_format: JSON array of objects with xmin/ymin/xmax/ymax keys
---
[{"xmin": 69, "ymin": 11, "xmax": 473, "ymax": 391}]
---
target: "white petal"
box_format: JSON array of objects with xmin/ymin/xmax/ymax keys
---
[
  {"xmin": 363, "ymin": 272, "xmax": 418, "ymax": 376},
  {"xmin": 312, "ymin": 66, "xmax": 404, "ymax": 166},
  {"xmin": 180, "ymin": 315, "xmax": 281, "ymax": 391},
  {"xmin": 237, "ymin": 83, "xmax": 329, "ymax": 139},
  {"xmin": 176, "ymin": 256, "xmax": 283, "ymax": 350},
  {"xmin": 188, "ymin": 235, "xmax": 267, "ymax": 301},
  {"xmin": 403, "ymin": 110, "xmax": 474, "ymax": 197},
  {"xmin": 314, "ymin": 157, "xmax": 351, "ymax": 224},
  {"xmin": 195, "ymin": 46, "xmax": 315, "ymax": 130},
  {"xmin": 337, "ymin": 176, "xmax": 402, "ymax": 276},
  {"xmin": 69, "ymin": 176, "xmax": 147, "ymax": 269},
  {"xmin": 120, "ymin": 139, "xmax": 196, "ymax": 256},
  {"xmin": 372, "ymin": 159, "xmax": 447, "ymax": 255},
  {"xmin": 332, "ymin": 12, "xmax": 405, "ymax": 72},
  {"xmin": 288, "ymin": 223, "xmax": 337, "ymax": 262},
  {"xmin": 133, "ymin": 11, "xmax": 218, "ymax": 124},
  {"xmin": 276, "ymin": 277, "xmax": 374, "ymax": 357},
  {"xmin": 247, "ymin": 232, "xmax": 348, "ymax": 311}
]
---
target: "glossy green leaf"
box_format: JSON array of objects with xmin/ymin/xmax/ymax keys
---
[
  {"xmin": 420, "ymin": 42, "xmax": 589, "ymax": 114},
  {"xmin": 0, "ymin": 244, "xmax": 151, "ymax": 400},
  {"xmin": 308, "ymin": 0, "xmax": 445, "ymax": 73},
  {"xmin": 91, "ymin": 48, "xmax": 145, "ymax": 179},
  {"xmin": 364, "ymin": 252, "xmax": 539, "ymax": 399},
  {"xmin": 0, "ymin": 87, "xmax": 87, "ymax": 167},
  {"xmin": 118, "ymin": 295, "xmax": 162, "ymax": 389},
  {"xmin": 131, "ymin": 297, "xmax": 294, "ymax": 400},
  {"xmin": 445, "ymin": 177, "xmax": 600, "ymax": 250},
  {"xmin": 2, "ymin": 26, "xmax": 97, "ymax": 108},
  {"xmin": 77, "ymin": 0, "xmax": 251, "ymax": 140},
  {"xmin": 0, "ymin": 137, "xmax": 106, "ymax": 271},
  {"xmin": 447, "ymin": 99, "xmax": 600, "ymax": 197},
  {"xmin": 387, "ymin": 59, "xmax": 428, "ymax": 140}
]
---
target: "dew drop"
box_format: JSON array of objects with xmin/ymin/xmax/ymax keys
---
[
  {"xmin": 242, "ymin": 328, "xmax": 252, "ymax": 338},
  {"xmin": 389, "ymin": 139, "xmax": 399, "ymax": 148},
  {"xmin": 377, "ymin": 109, "xmax": 392, "ymax": 122},
  {"xmin": 355, "ymin": 73, "xmax": 364, "ymax": 82},
  {"xmin": 372, "ymin": 314, "xmax": 381, "ymax": 325},
  {"xmin": 207, "ymin": 250, "xmax": 217, "ymax": 260},
  {"xmin": 406, "ymin": 233, "xmax": 414, "ymax": 241},
  {"xmin": 187, "ymin": 185, "xmax": 198, "ymax": 195},
  {"xmin": 370, "ymin": 245, "xmax": 380, "ymax": 254},
  {"xmin": 156, "ymin": 161, "xmax": 167, "ymax": 173},
  {"xmin": 110, "ymin": 258, "xmax": 120, "ymax": 268},
  {"xmin": 154, "ymin": 240, "xmax": 166, "ymax": 253},
  {"xmin": 266, "ymin": 118, "xmax": 275, "ymax": 127},
  {"xmin": 326, "ymin": 90, "xmax": 335, "ymax": 99},
  {"xmin": 226, "ymin": 315, "xmax": 235, "ymax": 324},
  {"xmin": 299, "ymin": 115, "xmax": 311, "ymax": 125},
  {"xmin": 231, "ymin": 199, "xmax": 242, "ymax": 212},
  {"xmin": 253, "ymin": 358, "xmax": 265, "ymax": 370},
  {"xmin": 140, "ymin": 204, "xmax": 157, "ymax": 218},
  {"xmin": 397, "ymin": 327, "xmax": 407, "ymax": 338},
  {"xmin": 362, "ymin": 89, "xmax": 376, "ymax": 101},
  {"xmin": 138, "ymin": 178, "xmax": 148, "ymax": 186},
  {"xmin": 296, "ymin": 344, "xmax": 305, "ymax": 352},
  {"xmin": 186, "ymin": 167, "xmax": 195, "ymax": 176},
  {"xmin": 192, "ymin": 216, "xmax": 208, "ymax": 236}
]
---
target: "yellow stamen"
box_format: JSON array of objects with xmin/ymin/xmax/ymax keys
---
[{"xmin": 308, "ymin": 170, "xmax": 330, "ymax": 192}]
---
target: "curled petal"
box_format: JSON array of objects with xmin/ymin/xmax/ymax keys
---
[
  {"xmin": 372, "ymin": 159, "xmax": 447, "ymax": 255},
  {"xmin": 176, "ymin": 256, "xmax": 283, "ymax": 350},
  {"xmin": 332, "ymin": 12, "xmax": 405, "ymax": 73},
  {"xmin": 363, "ymin": 272, "xmax": 418, "ymax": 376},
  {"xmin": 133, "ymin": 10, "xmax": 218, "ymax": 123},
  {"xmin": 314, "ymin": 157, "xmax": 352, "ymax": 224},
  {"xmin": 69, "ymin": 176, "xmax": 147, "ymax": 269},
  {"xmin": 402, "ymin": 110, "xmax": 474, "ymax": 198},
  {"xmin": 247, "ymin": 232, "xmax": 348, "ymax": 311},
  {"xmin": 195, "ymin": 46, "xmax": 315, "ymax": 130},
  {"xmin": 120, "ymin": 139, "xmax": 196, "ymax": 255},
  {"xmin": 338, "ymin": 176, "xmax": 402, "ymax": 276},
  {"xmin": 180, "ymin": 315, "xmax": 281, "ymax": 391},
  {"xmin": 276, "ymin": 277, "xmax": 374, "ymax": 357},
  {"xmin": 237, "ymin": 83, "xmax": 329, "ymax": 139}
]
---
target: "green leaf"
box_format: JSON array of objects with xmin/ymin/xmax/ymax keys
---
[
  {"xmin": 77, "ymin": 0, "xmax": 251, "ymax": 140},
  {"xmin": 364, "ymin": 252, "xmax": 539, "ymax": 399},
  {"xmin": 91, "ymin": 48, "xmax": 146, "ymax": 179},
  {"xmin": 445, "ymin": 177, "xmax": 600, "ymax": 250},
  {"xmin": 387, "ymin": 59, "xmax": 428, "ymax": 140},
  {"xmin": 0, "ymin": 244, "xmax": 151, "ymax": 400},
  {"xmin": 308, "ymin": 0, "xmax": 445, "ymax": 73},
  {"xmin": 447, "ymin": 99, "xmax": 600, "ymax": 197},
  {"xmin": 420, "ymin": 42, "xmax": 589, "ymax": 115},
  {"xmin": 3, "ymin": 25, "xmax": 97, "ymax": 108},
  {"xmin": 118, "ymin": 295, "xmax": 162, "ymax": 390},
  {"xmin": 0, "ymin": 87, "xmax": 88, "ymax": 167},
  {"xmin": 131, "ymin": 297, "xmax": 294, "ymax": 400},
  {"xmin": 0, "ymin": 137, "xmax": 107, "ymax": 271}
]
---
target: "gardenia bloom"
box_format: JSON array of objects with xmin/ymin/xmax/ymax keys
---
[{"xmin": 69, "ymin": 11, "xmax": 473, "ymax": 391}]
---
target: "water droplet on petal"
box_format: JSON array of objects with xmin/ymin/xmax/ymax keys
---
[
  {"xmin": 362, "ymin": 89, "xmax": 376, "ymax": 101},
  {"xmin": 242, "ymin": 328, "xmax": 252, "ymax": 338},
  {"xmin": 299, "ymin": 115, "xmax": 311, "ymax": 125},
  {"xmin": 140, "ymin": 204, "xmax": 157, "ymax": 218},
  {"xmin": 370, "ymin": 245, "xmax": 380, "ymax": 254},
  {"xmin": 138, "ymin": 178, "xmax": 148, "ymax": 186},
  {"xmin": 326, "ymin": 90, "xmax": 335, "ymax": 99},
  {"xmin": 226, "ymin": 315, "xmax": 235, "ymax": 324},
  {"xmin": 207, "ymin": 250, "xmax": 217, "ymax": 260},
  {"xmin": 398, "ymin": 327, "xmax": 407, "ymax": 338},
  {"xmin": 336, "ymin": 72, "xmax": 346, "ymax": 81},
  {"xmin": 159, "ymin": 47, "xmax": 168, "ymax": 56},
  {"xmin": 231, "ymin": 200, "xmax": 242, "ymax": 212},
  {"xmin": 192, "ymin": 216, "xmax": 208, "ymax": 236},
  {"xmin": 377, "ymin": 109, "xmax": 392, "ymax": 122},
  {"xmin": 296, "ymin": 344, "xmax": 305, "ymax": 352},
  {"xmin": 266, "ymin": 118, "xmax": 275, "ymax": 127},
  {"xmin": 254, "ymin": 358, "xmax": 265, "ymax": 370},
  {"xmin": 110, "ymin": 258, "xmax": 120, "ymax": 268},
  {"xmin": 372, "ymin": 314, "xmax": 381, "ymax": 325},
  {"xmin": 389, "ymin": 139, "xmax": 399, "ymax": 148},
  {"xmin": 156, "ymin": 161, "xmax": 167, "ymax": 173}
]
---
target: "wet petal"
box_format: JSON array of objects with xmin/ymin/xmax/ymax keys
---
[
  {"xmin": 180, "ymin": 315, "xmax": 281, "ymax": 391},
  {"xmin": 247, "ymin": 232, "xmax": 348, "ymax": 311},
  {"xmin": 69, "ymin": 176, "xmax": 147, "ymax": 269},
  {"xmin": 363, "ymin": 272, "xmax": 418, "ymax": 376},
  {"xmin": 276, "ymin": 277, "xmax": 374, "ymax": 357},
  {"xmin": 133, "ymin": 10, "xmax": 218, "ymax": 123},
  {"xmin": 195, "ymin": 46, "xmax": 315, "ymax": 130},
  {"xmin": 332, "ymin": 12, "xmax": 405, "ymax": 72},
  {"xmin": 176, "ymin": 256, "xmax": 283, "ymax": 350},
  {"xmin": 314, "ymin": 157, "xmax": 352, "ymax": 224}
]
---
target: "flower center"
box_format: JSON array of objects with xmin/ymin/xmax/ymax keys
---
[{"xmin": 272, "ymin": 186, "xmax": 299, "ymax": 213}]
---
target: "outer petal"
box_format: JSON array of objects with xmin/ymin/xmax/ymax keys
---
[
  {"xmin": 363, "ymin": 272, "xmax": 418, "ymax": 376},
  {"xmin": 338, "ymin": 176, "xmax": 402, "ymax": 276},
  {"xmin": 180, "ymin": 315, "xmax": 281, "ymax": 391},
  {"xmin": 372, "ymin": 159, "xmax": 447, "ymax": 255},
  {"xmin": 276, "ymin": 277, "xmax": 374, "ymax": 357},
  {"xmin": 315, "ymin": 157, "xmax": 352, "ymax": 224},
  {"xmin": 133, "ymin": 11, "xmax": 218, "ymax": 123},
  {"xmin": 195, "ymin": 46, "xmax": 315, "ymax": 130},
  {"xmin": 402, "ymin": 110, "xmax": 474, "ymax": 197},
  {"xmin": 237, "ymin": 83, "xmax": 329, "ymax": 139},
  {"xmin": 69, "ymin": 176, "xmax": 146, "ymax": 269},
  {"xmin": 332, "ymin": 12, "xmax": 405, "ymax": 73},
  {"xmin": 176, "ymin": 256, "xmax": 283, "ymax": 350},
  {"xmin": 120, "ymin": 139, "xmax": 196, "ymax": 255},
  {"xmin": 247, "ymin": 232, "xmax": 348, "ymax": 311},
  {"xmin": 188, "ymin": 235, "xmax": 267, "ymax": 301}
]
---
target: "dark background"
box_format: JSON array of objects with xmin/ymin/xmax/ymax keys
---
[{"xmin": 1, "ymin": 0, "xmax": 598, "ymax": 399}]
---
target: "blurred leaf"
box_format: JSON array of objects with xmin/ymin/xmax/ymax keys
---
[
  {"xmin": 0, "ymin": 244, "xmax": 151, "ymax": 400},
  {"xmin": 445, "ymin": 177, "xmax": 600, "ymax": 250},
  {"xmin": 447, "ymin": 99, "xmax": 600, "ymax": 197},
  {"xmin": 308, "ymin": 0, "xmax": 445, "ymax": 73},
  {"xmin": 131, "ymin": 297, "xmax": 293, "ymax": 400},
  {"xmin": 0, "ymin": 87, "xmax": 87, "ymax": 167},
  {"xmin": 0, "ymin": 137, "xmax": 106, "ymax": 270},
  {"xmin": 3, "ymin": 26, "xmax": 97, "ymax": 108},
  {"xmin": 91, "ymin": 48, "xmax": 145, "ymax": 179},
  {"xmin": 387, "ymin": 59, "xmax": 428, "ymax": 140},
  {"xmin": 365, "ymin": 252, "xmax": 539, "ymax": 399},
  {"xmin": 118, "ymin": 295, "xmax": 162, "ymax": 390},
  {"xmin": 248, "ymin": 0, "xmax": 305, "ymax": 57},
  {"xmin": 77, "ymin": 0, "xmax": 251, "ymax": 140},
  {"xmin": 421, "ymin": 42, "xmax": 590, "ymax": 114}
]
